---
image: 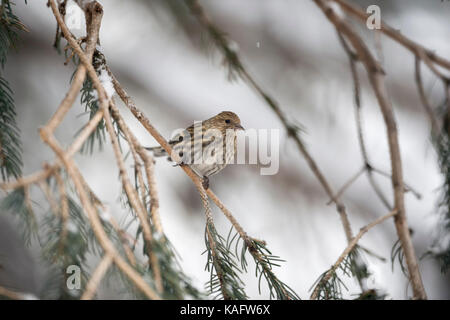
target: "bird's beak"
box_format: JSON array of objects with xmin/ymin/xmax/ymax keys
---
[{"xmin": 234, "ymin": 124, "xmax": 245, "ymax": 131}]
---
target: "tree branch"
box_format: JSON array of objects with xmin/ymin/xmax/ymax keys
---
[
  {"xmin": 314, "ymin": 0, "xmax": 427, "ymax": 299},
  {"xmin": 81, "ymin": 253, "xmax": 113, "ymax": 300},
  {"xmin": 310, "ymin": 209, "xmax": 397, "ymax": 300}
]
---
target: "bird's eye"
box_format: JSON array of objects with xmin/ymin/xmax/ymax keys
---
[
  {"xmin": 225, "ymin": 119, "xmax": 231, "ymax": 124},
  {"xmin": 178, "ymin": 136, "xmax": 183, "ymax": 142}
]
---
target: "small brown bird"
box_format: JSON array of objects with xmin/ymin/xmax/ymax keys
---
[{"xmin": 146, "ymin": 111, "xmax": 244, "ymax": 189}]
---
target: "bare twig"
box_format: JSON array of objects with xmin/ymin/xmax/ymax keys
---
[
  {"xmin": 338, "ymin": 33, "xmax": 393, "ymax": 210},
  {"xmin": 314, "ymin": 0, "xmax": 427, "ymax": 299},
  {"xmin": 331, "ymin": 0, "xmax": 450, "ymax": 72},
  {"xmin": 371, "ymin": 167, "xmax": 422, "ymax": 200},
  {"xmin": 327, "ymin": 166, "xmax": 365, "ymax": 205}
]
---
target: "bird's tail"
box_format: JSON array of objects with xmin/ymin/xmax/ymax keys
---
[{"xmin": 145, "ymin": 146, "xmax": 168, "ymax": 157}]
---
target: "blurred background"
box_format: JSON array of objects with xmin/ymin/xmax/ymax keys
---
[{"xmin": 1, "ymin": 0, "xmax": 450, "ymax": 299}]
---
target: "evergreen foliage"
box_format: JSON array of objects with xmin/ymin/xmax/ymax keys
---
[
  {"xmin": 310, "ymin": 246, "xmax": 385, "ymax": 300},
  {"xmin": 0, "ymin": 0, "xmax": 26, "ymax": 181}
]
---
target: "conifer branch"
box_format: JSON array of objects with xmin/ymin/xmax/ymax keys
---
[
  {"xmin": 183, "ymin": 0, "xmax": 355, "ymax": 244},
  {"xmin": 207, "ymin": 190, "xmax": 299, "ymax": 299},
  {"xmin": 1, "ymin": 186, "xmax": 38, "ymax": 245},
  {"xmin": 107, "ymin": 99, "xmax": 164, "ymax": 294},
  {"xmin": 331, "ymin": 4, "xmax": 449, "ymax": 267},
  {"xmin": 0, "ymin": 0, "xmax": 27, "ymax": 181},
  {"xmin": 198, "ymin": 186, "xmax": 243, "ymax": 299},
  {"xmin": 109, "ymin": 69, "xmax": 298, "ymax": 299},
  {"xmin": 1, "ymin": 0, "xmax": 445, "ymax": 300},
  {"xmin": 109, "ymin": 102, "xmax": 163, "ymax": 233},
  {"xmin": 50, "ymin": 1, "xmax": 202, "ymax": 297},
  {"xmin": 310, "ymin": 209, "xmax": 397, "ymax": 300},
  {"xmin": 44, "ymin": 0, "xmax": 161, "ymax": 300},
  {"xmin": 314, "ymin": 0, "xmax": 427, "ymax": 299}
]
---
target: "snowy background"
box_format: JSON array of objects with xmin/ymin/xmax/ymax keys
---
[{"xmin": 1, "ymin": 0, "xmax": 450, "ymax": 299}]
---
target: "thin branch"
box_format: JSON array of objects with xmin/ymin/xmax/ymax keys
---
[
  {"xmin": 331, "ymin": 0, "xmax": 450, "ymax": 72},
  {"xmin": 81, "ymin": 253, "xmax": 113, "ymax": 300},
  {"xmin": 185, "ymin": 0, "xmax": 354, "ymax": 243},
  {"xmin": 46, "ymin": 0, "xmax": 161, "ymax": 300},
  {"xmin": 206, "ymin": 190, "xmax": 250, "ymax": 243},
  {"xmin": 46, "ymin": 0, "xmax": 101, "ymax": 135},
  {"xmin": 0, "ymin": 100, "xmax": 104, "ymax": 192},
  {"xmin": 37, "ymin": 180, "xmax": 59, "ymax": 216},
  {"xmin": 338, "ymin": 33, "xmax": 393, "ymax": 210},
  {"xmin": 108, "ymin": 102, "xmax": 163, "ymax": 233},
  {"xmin": 71, "ymin": 25, "xmax": 164, "ymax": 297},
  {"xmin": 207, "ymin": 190, "xmax": 293, "ymax": 299},
  {"xmin": 198, "ymin": 186, "xmax": 230, "ymax": 299},
  {"xmin": 314, "ymin": 0, "xmax": 427, "ymax": 299},
  {"xmin": 327, "ymin": 165, "xmax": 365, "ymax": 205},
  {"xmin": 310, "ymin": 209, "xmax": 397, "ymax": 300},
  {"xmin": 371, "ymin": 167, "xmax": 422, "ymax": 200},
  {"xmin": 108, "ymin": 66, "xmax": 295, "ymax": 299},
  {"xmin": 107, "ymin": 215, "xmax": 137, "ymax": 267},
  {"xmin": 23, "ymin": 185, "xmax": 34, "ymax": 220},
  {"xmin": 108, "ymin": 100, "xmax": 164, "ymax": 293},
  {"xmin": 40, "ymin": 94, "xmax": 160, "ymax": 301}
]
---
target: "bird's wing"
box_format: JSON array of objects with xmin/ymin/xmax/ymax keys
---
[{"xmin": 183, "ymin": 124, "xmax": 216, "ymax": 148}]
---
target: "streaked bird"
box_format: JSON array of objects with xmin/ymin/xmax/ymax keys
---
[{"xmin": 146, "ymin": 111, "xmax": 244, "ymax": 189}]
